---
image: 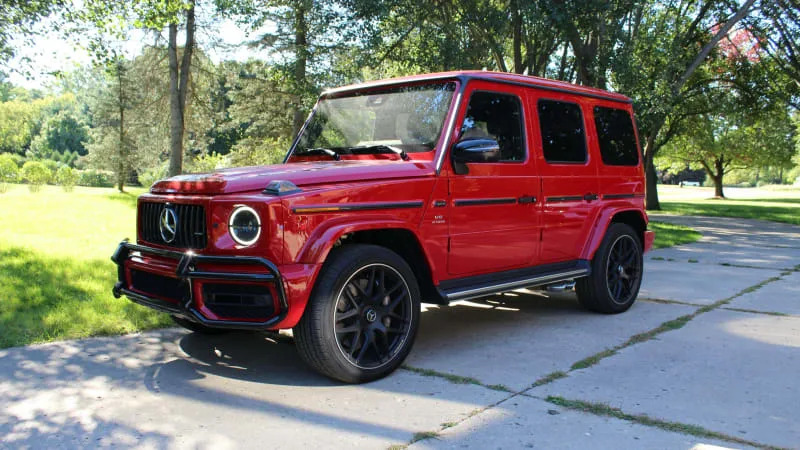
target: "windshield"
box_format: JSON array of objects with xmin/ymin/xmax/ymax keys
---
[{"xmin": 293, "ymin": 82, "xmax": 456, "ymax": 158}]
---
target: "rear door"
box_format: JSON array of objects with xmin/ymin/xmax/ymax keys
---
[
  {"xmin": 531, "ymin": 95, "xmax": 601, "ymax": 264},
  {"xmin": 590, "ymin": 102, "xmax": 645, "ymax": 199},
  {"xmin": 446, "ymin": 81, "xmax": 541, "ymax": 277}
]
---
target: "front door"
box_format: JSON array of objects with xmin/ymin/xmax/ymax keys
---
[{"xmin": 447, "ymin": 83, "xmax": 540, "ymax": 277}]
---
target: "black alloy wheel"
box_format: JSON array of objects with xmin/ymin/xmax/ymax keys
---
[
  {"xmin": 294, "ymin": 244, "xmax": 421, "ymax": 383},
  {"xmin": 605, "ymin": 235, "xmax": 641, "ymax": 305},
  {"xmin": 576, "ymin": 223, "xmax": 643, "ymax": 313},
  {"xmin": 333, "ymin": 263, "xmax": 413, "ymax": 369}
]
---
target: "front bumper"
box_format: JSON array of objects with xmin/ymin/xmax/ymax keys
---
[
  {"xmin": 111, "ymin": 241, "xmax": 288, "ymax": 330},
  {"xmin": 643, "ymin": 230, "xmax": 655, "ymax": 253}
]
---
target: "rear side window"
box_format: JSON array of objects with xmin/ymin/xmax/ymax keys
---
[
  {"xmin": 594, "ymin": 106, "xmax": 639, "ymax": 166},
  {"xmin": 460, "ymin": 91, "xmax": 526, "ymax": 162},
  {"xmin": 537, "ymin": 100, "xmax": 587, "ymax": 163}
]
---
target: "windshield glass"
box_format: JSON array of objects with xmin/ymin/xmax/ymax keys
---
[{"xmin": 293, "ymin": 82, "xmax": 456, "ymax": 157}]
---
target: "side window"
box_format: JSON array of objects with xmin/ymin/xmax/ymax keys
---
[
  {"xmin": 460, "ymin": 91, "xmax": 525, "ymax": 162},
  {"xmin": 594, "ymin": 106, "xmax": 639, "ymax": 166},
  {"xmin": 537, "ymin": 99, "xmax": 587, "ymax": 163}
]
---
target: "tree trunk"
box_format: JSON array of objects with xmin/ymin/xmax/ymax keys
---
[
  {"xmin": 713, "ymin": 157, "xmax": 725, "ymax": 198},
  {"xmin": 168, "ymin": 24, "xmax": 182, "ymax": 177},
  {"xmin": 167, "ymin": 2, "xmax": 195, "ymax": 177},
  {"xmin": 118, "ymin": 104, "xmax": 125, "ymax": 192},
  {"xmin": 644, "ymin": 143, "xmax": 660, "ymax": 210},
  {"xmin": 713, "ymin": 176, "xmax": 724, "ymax": 198},
  {"xmin": 292, "ymin": 2, "xmax": 309, "ymax": 137},
  {"xmin": 512, "ymin": 1, "xmax": 523, "ymax": 74},
  {"xmin": 117, "ymin": 62, "xmax": 125, "ymax": 192}
]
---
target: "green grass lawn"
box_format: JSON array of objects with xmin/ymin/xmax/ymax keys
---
[
  {"xmin": 649, "ymin": 221, "xmax": 702, "ymax": 249},
  {"xmin": 0, "ymin": 182, "xmax": 708, "ymax": 349},
  {"xmin": 660, "ymin": 198, "xmax": 800, "ymax": 226},
  {"xmin": 0, "ymin": 184, "xmax": 171, "ymax": 348}
]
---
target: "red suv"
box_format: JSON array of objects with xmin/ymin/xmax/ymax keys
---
[{"xmin": 112, "ymin": 71, "xmax": 654, "ymax": 383}]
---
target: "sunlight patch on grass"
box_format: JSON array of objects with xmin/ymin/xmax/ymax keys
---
[
  {"xmin": 649, "ymin": 221, "xmax": 701, "ymax": 249},
  {"xmin": 661, "ymin": 199, "xmax": 800, "ymax": 226},
  {"xmin": 0, "ymin": 184, "xmax": 168, "ymax": 348}
]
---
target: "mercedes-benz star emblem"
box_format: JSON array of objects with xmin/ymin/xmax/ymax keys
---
[
  {"xmin": 159, "ymin": 207, "xmax": 178, "ymax": 243},
  {"xmin": 365, "ymin": 309, "xmax": 378, "ymax": 323}
]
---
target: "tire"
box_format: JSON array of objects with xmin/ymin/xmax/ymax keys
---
[
  {"xmin": 294, "ymin": 244, "xmax": 421, "ymax": 383},
  {"xmin": 171, "ymin": 315, "xmax": 229, "ymax": 334},
  {"xmin": 576, "ymin": 223, "xmax": 643, "ymax": 314}
]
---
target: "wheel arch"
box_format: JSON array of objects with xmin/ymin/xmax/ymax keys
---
[
  {"xmin": 582, "ymin": 207, "xmax": 648, "ymax": 260},
  {"xmin": 296, "ymin": 221, "xmax": 444, "ymax": 304}
]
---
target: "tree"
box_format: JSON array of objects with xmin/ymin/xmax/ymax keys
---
[
  {"xmin": 80, "ymin": 0, "xmax": 203, "ymax": 176},
  {"xmin": 86, "ymin": 59, "xmax": 139, "ymax": 191},
  {"xmin": 224, "ymin": 61, "xmax": 295, "ymax": 165},
  {"xmin": 0, "ymin": 100, "xmax": 38, "ymax": 154},
  {"xmin": 27, "ymin": 110, "xmax": 90, "ymax": 165},
  {"xmin": 659, "ymin": 104, "xmax": 795, "ymax": 197},
  {"xmin": 230, "ymin": 0, "xmax": 363, "ymax": 136},
  {"xmin": 0, "ymin": 0, "xmax": 65, "ymax": 64},
  {"xmin": 611, "ymin": 0, "xmax": 758, "ymax": 209}
]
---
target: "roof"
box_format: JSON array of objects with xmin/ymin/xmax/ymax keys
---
[{"xmin": 322, "ymin": 70, "xmax": 632, "ymax": 104}]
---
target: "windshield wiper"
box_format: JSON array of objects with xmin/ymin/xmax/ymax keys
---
[
  {"xmin": 301, "ymin": 147, "xmax": 340, "ymax": 161},
  {"xmin": 348, "ymin": 145, "xmax": 409, "ymax": 161}
]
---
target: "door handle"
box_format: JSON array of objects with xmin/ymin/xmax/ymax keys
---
[
  {"xmin": 583, "ymin": 193, "xmax": 599, "ymax": 202},
  {"xmin": 518, "ymin": 195, "xmax": 537, "ymax": 204}
]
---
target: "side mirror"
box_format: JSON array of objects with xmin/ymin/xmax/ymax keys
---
[{"xmin": 451, "ymin": 138, "xmax": 501, "ymax": 175}]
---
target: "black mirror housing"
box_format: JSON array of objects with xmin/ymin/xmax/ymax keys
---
[{"xmin": 451, "ymin": 138, "xmax": 501, "ymax": 174}]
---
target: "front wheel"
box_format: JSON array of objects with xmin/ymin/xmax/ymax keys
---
[
  {"xmin": 576, "ymin": 223, "xmax": 643, "ymax": 314},
  {"xmin": 294, "ymin": 244, "xmax": 421, "ymax": 383}
]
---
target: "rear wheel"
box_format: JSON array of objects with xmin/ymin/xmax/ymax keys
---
[
  {"xmin": 576, "ymin": 223, "xmax": 643, "ymax": 313},
  {"xmin": 294, "ymin": 244, "xmax": 421, "ymax": 383},
  {"xmin": 171, "ymin": 315, "xmax": 229, "ymax": 334}
]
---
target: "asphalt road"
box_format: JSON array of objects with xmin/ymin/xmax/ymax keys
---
[{"xmin": 2, "ymin": 215, "xmax": 798, "ymax": 449}]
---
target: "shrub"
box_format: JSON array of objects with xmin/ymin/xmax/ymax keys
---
[
  {"xmin": 138, "ymin": 166, "xmax": 169, "ymax": 189},
  {"xmin": 0, "ymin": 154, "xmax": 19, "ymax": 193},
  {"xmin": 76, "ymin": 169, "xmax": 114, "ymax": 187},
  {"xmin": 55, "ymin": 166, "xmax": 78, "ymax": 192},
  {"xmin": 187, "ymin": 153, "xmax": 228, "ymax": 173},
  {"xmin": 40, "ymin": 159, "xmax": 60, "ymax": 180},
  {"xmin": 21, "ymin": 161, "xmax": 52, "ymax": 192}
]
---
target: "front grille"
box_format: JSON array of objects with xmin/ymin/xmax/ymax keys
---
[
  {"xmin": 140, "ymin": 202, "xmax": 207, "ymax": 249},
  {"xmin": 202, "ymin": 284, "xmax": 275, "ymax": 319},
  {"xmin": 130, "ymin": 270, "xmax": 189, "ymax": 303}
]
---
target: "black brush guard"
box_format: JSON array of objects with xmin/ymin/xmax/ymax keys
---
[{"xmin": 111, "ymin": 240, "xmax": 288, "ymax": 330}]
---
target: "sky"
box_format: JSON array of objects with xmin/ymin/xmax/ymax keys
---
[{"xmin": 5, "ymin": 7, "xmax": 273, "ymax": 91}]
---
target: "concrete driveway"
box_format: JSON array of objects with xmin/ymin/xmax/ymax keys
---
[{"xmin": 2, "ymin": 215, "xmax": 798, "ymax": 449}]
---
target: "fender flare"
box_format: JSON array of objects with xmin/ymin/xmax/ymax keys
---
[
  {"xmin": 296, "ymin": 219, "xmax": 431, "ymax": 265},
  {"xmin": 580, "ymin": 207, "xmax": 648, "ymax": 261}
]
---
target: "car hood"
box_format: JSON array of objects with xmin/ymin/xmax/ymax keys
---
[{"xmin": 150, "ymin": 160, "xmax": 437, "ymax": 195}]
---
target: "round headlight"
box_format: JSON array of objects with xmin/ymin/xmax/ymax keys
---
[{"xmin": 229, "ymin": 206, "xmax": 261, "ymax": 246}]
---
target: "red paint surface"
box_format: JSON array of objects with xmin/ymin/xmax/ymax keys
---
[{"xmin": 126, "ymin": 71, "xmax": 650, "ymax": 330}]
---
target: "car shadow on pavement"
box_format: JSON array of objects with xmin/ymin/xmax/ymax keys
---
[
  {"xmin": 172, "ymin": 330, "xmax": 337, "ymax": 387},
  {"xmin": 168, "ymin": 289, "xmax": 584, "ymax": 388}
]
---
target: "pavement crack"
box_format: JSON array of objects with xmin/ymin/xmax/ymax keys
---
[
  {"xmin": 719, "ymin": 262, "xmax": 795, "ymax": 271},
  {"xmin": 525, "ymin": 272, "xmax": 786, "ymax": 391},
  {"xmin": 398, "ymin": 272, "xmax": 788, "ymax": 448},
  {"xmin": 639, "ymin": 297, "xmax": 702, "ymax": 307},
  {"xmin": 721, "ymin": 307, "xmax": 790, "ymax": 317},
  {"xmin": 400, "ymin": 365, "xmax": 512, "ymax": 392},
  {"xmin": 543, "ymin": 396, "xmax": 787, "ymax": 450}
]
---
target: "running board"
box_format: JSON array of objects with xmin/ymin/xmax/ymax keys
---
[{"xmin": 437, "ymin": 260, "xmax": 591, "ymax": 302}]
